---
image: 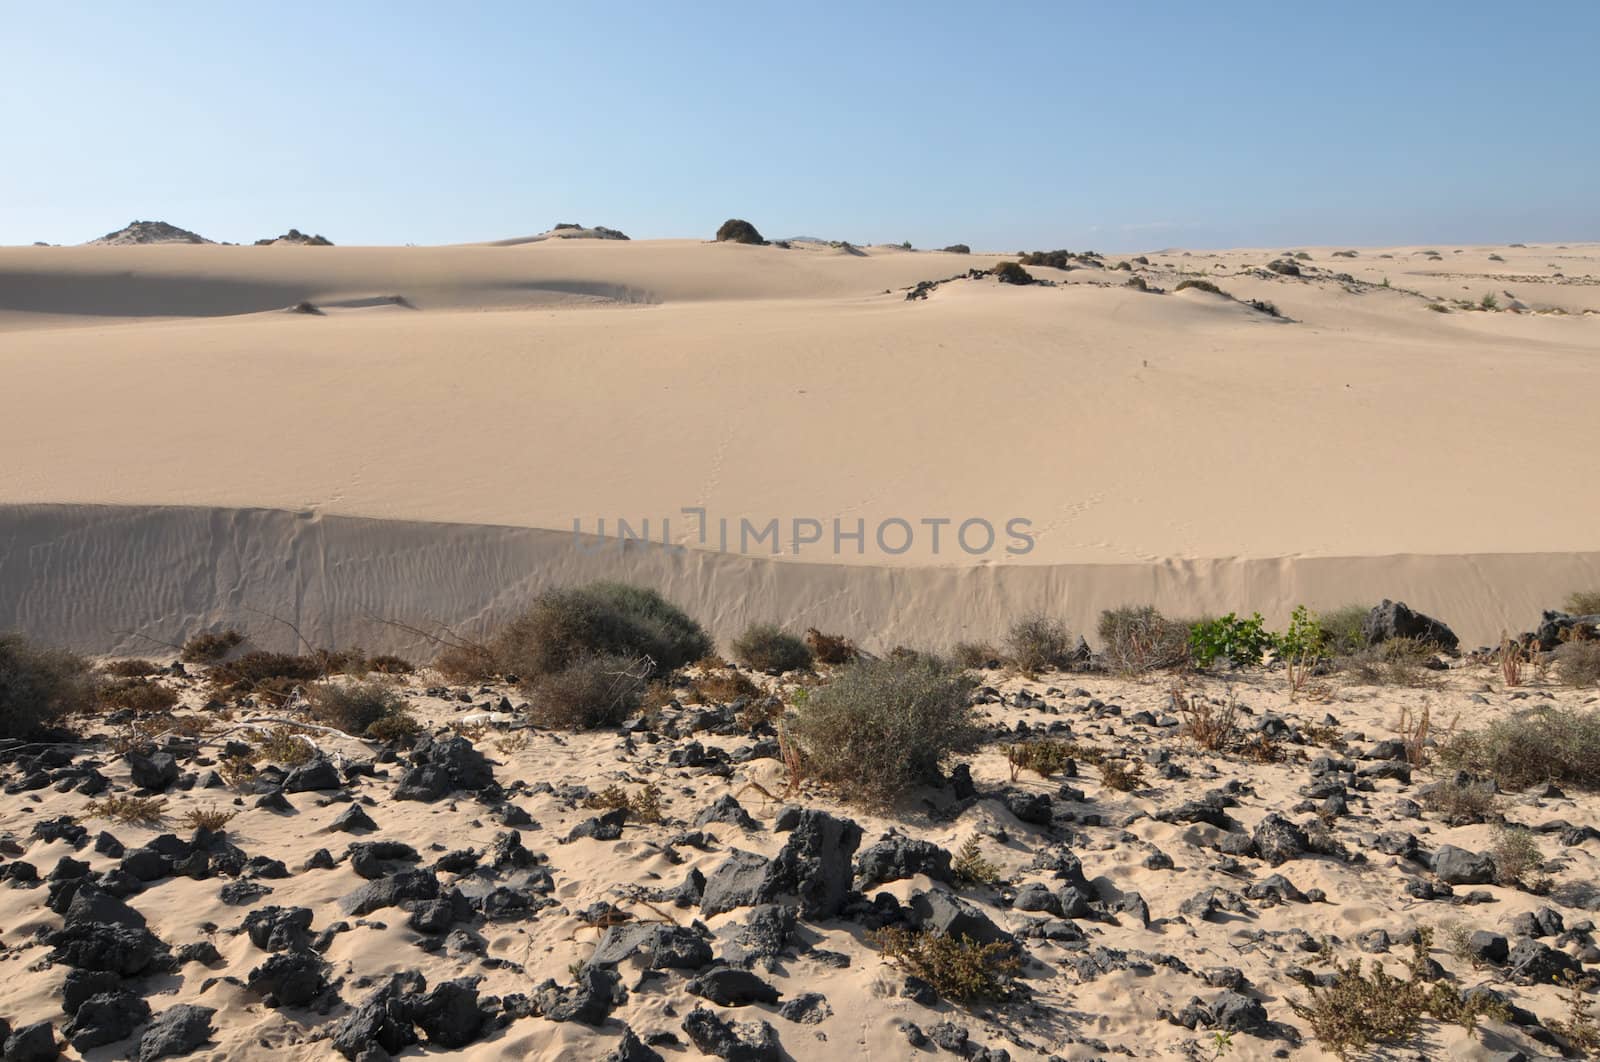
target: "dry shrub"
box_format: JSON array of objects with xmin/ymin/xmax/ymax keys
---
[
  {"xmin": 86, "ymin": 795, "xmax": 167, "ymax": 825},
  {"xmin": 433, "ymin": 642, "xmax": 497, "ymax": 682},
  {"xmin": 306, "ymin": 680, "xmax": 410, "ymax": 736},
  {"xmin": 1097, "ymin": 606, "xmax": 1191, "ymax": 674},
  {"xmin": 1549, "ymin": 973, "xmax": 1600, "ymax": 1055},
  {"xmin": 1565, "ymin": 590, "xmax": 1600, "ymax": 615},
  {"xmin": 1498, "ymin": 634, "xmax": 1527, "ymax": 687},
  {"xmin": 366, "ymin": 654, "xmax": 414, "ymax": 675},
  {"xmin": 491, "ymin": 582, "xmax": 711, "ymax": 681},
  {"xmin": 691, "ymin": 669, "xmax": 759, "ymax": 704},
  {"xmin": 1490, "ymin": 824, "xmax": 1547, "ymax": 890},
  {"xmin": 182, "ymin": 806, "xmax": 237, "ymax": 832},
  {"xmin": 950, "ymin": 642, "xmax": 1000, "ymax": 670},
  {"xmin": 1174, "ymin": 278, "xmax": 1226, "ymax": 295},
  {"xmin": 1397, "ymin": 703, "xmax": 1433, "ymax": 767},
  {"xmin": 735, "ymin": 696, "xmax": 783, "ymax": 731},
  {"xmin": 787, "ymin": 654, "xmax": 976, "ymax": 807},
  {"xmin": 1554, "ymin": 640, "xmax": 1600, "ymax": 687},
  {"xmin": 180, "ymin": 629, "xmax": 243, "ymax": 663},
  {"xmin": 1004, "ymin": 615, "xmax": 1076, "ymax": 673},
  {"xmin": 730, "ymin": 624, "xmax": 813, "ymax": 673},
  {"xmin": 871, "ymin": 928, "xmax": 1020, "ymax": 1001},
  {"xmin": 1420, "ymin": 778, "xmax": 1496, "ymax": 825},
  {"xmin": 207, "ymin": 652, "xmax": 325, "ymax": 704},
  {"xmin": 1007, "ymin": 739, "xmax": 1075, "ymax": 780},
  {"xmin": 1339, "ymin": 637, "xmax": 1440, "ymax": 688},
  {"xmin": 252, "ymin": 726, "xmax": 314, "ymax": 766},
  {"xmin": 1440, "ymin": 707, "xmax": 1600, "ymax": 790},
  {"xmin": 583, "ymin": 783, "xmax": 663, "ymax": 824},
  {"xmin": 1174, "ymin": 689, "xmax": 1239, "ymax": 752},
  {"xmin": 1099, "ymin": 757, "xmax": 1146, "ymax": 792},
  {"xmin": 366, "ymin": 711, "xmax": 423, "ymax": 745},
  {"xmin": 98, "ymin": 676, "xmax": 179, "ymax": 714},
  {"xmin": 1318, "ymin": 605, "xmax": 1371, "ymax": 656},
  {"xmin": 804, "ymin": 628, "xmax": 858, "ymax": 665},
  {"xmin": 104, "ymin": 659, "xmax": 162, "ymax": 678},
  {"xmin": 715, "ymin": 218, "xmax": 765, "ymax": 244},
  {"xmin": 991, "ymin": 260, "xmax": 1034, "ymax": 285},
  {"xmin": 526, "ymin": 654, "xmax": 647, "ymax": 730},
  {"xmin": 0, "ymin": 632, "xmax": 97, "ymax": 738}
]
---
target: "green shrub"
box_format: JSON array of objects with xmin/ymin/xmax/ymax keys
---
[
  {"xmin": 1174, "ymin": 278, "xmax": 1226, "ymax": 296},
  {"xmin": 941, "ymin": 244, "xmax": 971, "ymax": 254},
  {"xmin": 991, "ymin": 261, "xmax": 1034, "ymax": 285},
  {"xmin": 715, "ymin": 218, "xmax": 765, "ymax": 244},
  {"xmin": 788, "ymin": 654, "xmax": 976, "ymax": 806},
  {"xmin": 181, "ymin": 629, "xmax": 243, "ymax": 663},
  {"xmin": 1003, "ymin": 615, "xmax": 1075, "ymax": 673},
  {"xmin": 1096, "ymin": 606, "xmax": 1191, "ymax": 673},
  {"xmin": 306, "ymin": 680, "xmax": 410, "ymax": 736},
  {"xmin": 952, "ymin": 836, "xmax": 1002, "ymax": 885},
  {"xmin": 1439, "ymin": 707, "xmax": 1600, "ymax": 789},
  {"xmin": 870, "ymin": 928, "xmax": 1019, "ymax": 1001},
  {"xmin": 1490, "ymin": 824, "xmax": 1547, "ymax": 890},
  {"xmin": 1555, "ymin": 641, "xmax": 1600, "ymax": 687},
  {"xmin": 365, "ymin": 710, "xmax": 423, "ymax": 745},
  {"xmin": 526, "ymin": 654, "xmax": 646, "ymax": 730},
  {"xmin": 491, "ymin": 582, "xmax": 711, "ymax": 681},
  {"xmin": 1008, "ymin": 739, "xmax": 1075, "ymax": 779},
  {"xmin": 0, "ymin": 632, "xmax": 97, "ymax": 738},
  {"xmin": 1565, "ymin": 590, "xmax": 1600, "ymax": 615},
  {"xmin": 1318, "ymin": 605, "xmax": 1371, "ymax": 656},
  {"xmin": 1419, "ymin": 778, "xmax": 1496, "ymax": 825},
  {"xmin": 1188, "ymin": 612, "xmax": 1274, "ymax": 668},
  {"xmin": 730, "ymin": 623, "xmax": 813, "ymax": 672},
  {"xmin": 1290, "ymin": 929, "xmax": 1506, "ymax": 1060}
]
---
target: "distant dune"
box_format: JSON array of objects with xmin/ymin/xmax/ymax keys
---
[{"xmin": 0, "ymin": 236, "xmax": 1596, "ymax": 652}]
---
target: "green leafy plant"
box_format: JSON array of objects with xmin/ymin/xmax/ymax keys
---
[
  {"xmin": 1279, "ymin": 606, "xmax": 1330, "ymax": 698},
  {"xmin": 1007, "ymin": 739, "xmax": 1075, "ymax": 780},
  {"xmin": 952, "ymin": 836, "xmax": 1002, "ymax": 886},
  {"xmin": 1188, "ymin": 613, "xmax": 1274, "ymax": 668},
  {"xmin": 870, "ymin": 928, "xmax": 1020, "ymax": 1001}
]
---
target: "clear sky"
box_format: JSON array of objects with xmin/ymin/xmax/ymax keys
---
[{"xmin": 4, "ymin": 1, "xmax": 1596, "ymax": 250}]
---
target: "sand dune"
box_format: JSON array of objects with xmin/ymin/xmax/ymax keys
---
[{"xmin": 0, "ymin": 238, "xmax": 1596, "ymax": 652}]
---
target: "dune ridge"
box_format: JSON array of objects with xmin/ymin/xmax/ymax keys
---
[{"xmin": 3, "ymin": 503, "xmax": 1595, "ymax": 656}]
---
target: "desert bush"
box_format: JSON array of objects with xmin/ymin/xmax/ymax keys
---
[
  {"xmin": 1125, "ymin": 276, "xmax": 1150, "ymax": 291},
  {"xmin": 433, "ymin": 642, "xmax": 497, "ymax": 682},
  {"xmin": 730, "ymin": 624, "xmax": 813, "ymax": 673},
  {"xmin": 1439, "ymin": 707, "xmax": 1600, "ymax": 789},
  {"xmin": 788, "ymin": 654, "xmax": 976, "ymax": 806},
  {"xmin": 1337, "ymin": 637, "xmax": 1440, "ymax": 687},
  {"xmin": 991, "ymin": 261, "xmax": 1034, "ymax": 285},
  {"xmin": 182, "ymin": 806, "xmax": 237, "ymax": 832},
  {"xmin": 871, "ymin": 928, "xmax": 1020, "ymax": 1001},
  {"xmin": 85, "ymin": 795, "xmax": 167, "ymax": 825},
  {"xmin": 803, "ymin": 628, "xmax": 857, "ymax": 665},
  {"xmin": 104, "ymin": 659, "xmax": 161, "ymax": 678},
  {"xmin": 941, "ymin": 244, "xmax": 971, "ymax": 254},
  {"xmin": 582, "ymin": 783, "xmax": 663, "ymax": 824},
  {"xmin": 97, "ymin": 676, "xmax": 179, "ymax": 714},
  {"xmin": 950, "ymin": 642, "xmax": 1000, "ymax": 670},
  {"xmin": 365, "ymin": 654, "xmax": 414, "ymax": 675},
  {"xmin": 252, "ymin": 726, "xmax": 315, "ymax": 766},
  {"xmin": 1099, "ymin": 757, "xmax": 1146, "ymax": 792},
  {"xmin": 1555, "ymin": 641, "xmax": 1600, "ymax": 687},
  {"xmin": 952, "ymin": 836, "xmax": 1002, "ymax": 886},
  {"xmin": 1004, "ymin": 615, "xmax": 1076, "ymax": 673},
  {"xmin": 1249, "ymin": 299, "xmax": 1282, "ymax": 317},
  {"xmin": 1549, "ymin": 973, "xmax": 1600, "ymax": 1055},
  {"xmin": 1279, "ymin": 606, "xmax": 1330, "ymax": 697},
  {"xmin": 1419, "ymin": 778, "xmax": 1495, "ymax": 825},
  {"xmin": 0, "ymin": 632, "xmax": 97, "ymax": 738},
  {"xmin": 1175, "ymin": 691, "xmax": 1239, "ymax": 752},
  {"xmin": 491, "ymin": 582, "xmax": 711, "ymax": 681},
  {"xmin": 1097, "ymin": 606, "xmax": 1191, "ymax": 674},
  {"xmin": 526, "ymin": 654, "xmax": 646, "ymax": 730},
  {"xmin": 181, "ymin": 629, "xmax": 243, "ymax": 663},
  {"xmin": 715, "ymin": 218, "xmax": 765, "ymax": 244},
  {"xmin": 1490, "ymin": 825, "xmax": 1547, "ymax": 890},
  {"xmin": 1479, "ymin": 293, "xmax": 1498, "ymax": 310},
  {"xmin": 307, "ymin": 680, "xmax": 410, "ymax": 736},
  {"xmin": 1290, "ymin": 929, "xmax": 1506, "ymax": 1060},
  {"xmin": 1188, "ymin": 612, "xmax": 1274, "ymax": 668},
  {"xmin": 1318, "ymin": 605, "xmax": 1371, "ymax": 656},
  {"xmin": 691, "ymin": 668, "xmax": 759, "ymax": 704},
  {"xmin": 1564, "ymin": 590, "xmax": 1600, "ymax": 615},
  {"xmin": 207, "ymin": 652, "xmax": 325, "ymax": 705},
  {"xmin": 366, "ymin": 710, "xmax": 423, "ymax": 745},
  {"xmin": 1396, "ymin": 704, "xmax": 1433, "ymax": 767},
  {"xmin": 1174, "ymin": 278, "xmax": 1226, "ymax": 296},
  {"xmin": 1008, "ymin": 739, "xmax": 1075, "ymax": 780}
]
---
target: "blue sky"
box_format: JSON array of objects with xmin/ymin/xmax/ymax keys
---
[{"xmin": 4, "ymin": 1, "xmax": 1596, "ymax": 249}]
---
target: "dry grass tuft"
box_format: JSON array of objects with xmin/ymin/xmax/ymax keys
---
[
  {"xmin": 86, "ymin": 794, "xmax": 167, "ymax": 825},
  {"xmin": 730, "ymin": 624, "xmax": 812, "ymax": 673},
  {"xmin": 803, "ymin": 628, "xmax": 858, "ymax": 665},
  {"xmin": 526, "ymin": 654, "xmax": 647, "ymax": 730},
  {"xmin": 182, "ymin": 805, "xmax": 237, "ymax": 831},
  {"xmin": 180, "ymin": 629, "xmax": 243, "ymax": 663},
  {"xmin": 1004, "ymin": 615, "xmax": 1077, "ymax": 674}
]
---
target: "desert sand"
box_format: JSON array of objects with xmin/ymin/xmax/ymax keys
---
[
  {"xmin": 1, "ymin": 235, "xmax": 1598, "ymax": 655},
  {"xmin": 1, "ymin": 653, "xmax": 1597, "ymax": 1061}
]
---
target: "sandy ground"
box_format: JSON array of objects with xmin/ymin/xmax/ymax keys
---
[
  {"xmin": 0, "ymin": 237, "xmax": 1597, "ymax": 651},
  {"xmin": 1, "ymin": 655, "xmax": 1596, "ymax": 1060}
]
